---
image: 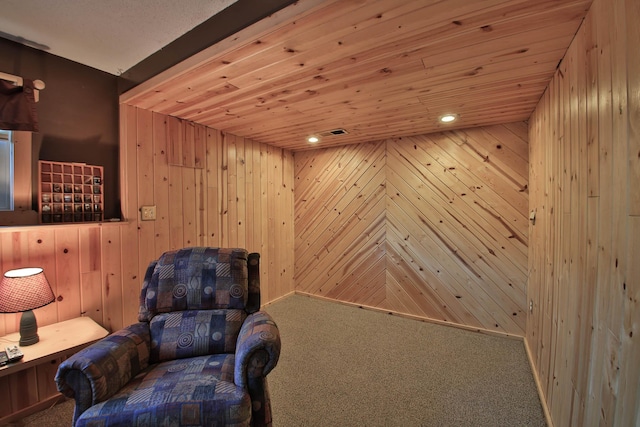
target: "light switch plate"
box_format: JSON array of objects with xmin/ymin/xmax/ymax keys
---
[{"xmin": 140, "ymin": 205, "xmax": 156, "ymax": 221}]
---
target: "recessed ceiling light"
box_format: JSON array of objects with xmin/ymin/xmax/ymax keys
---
[
  {"xmin": 307, "ymin": 136, "xmax": 319, "ymax": 143},
  {"xmin": 439, "ymin": 114, "xmax": 457, "ymax": 123}
]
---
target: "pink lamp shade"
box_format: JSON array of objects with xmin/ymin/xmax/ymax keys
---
[
  {"xmin": 0, "ymin": 267, "xmax": 55, "ymax": 346},
  {"xmin": 0, "ymin": 267, "xmax": 55, "ymax": 313}
]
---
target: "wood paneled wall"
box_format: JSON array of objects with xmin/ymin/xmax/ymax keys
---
[
  {"xmin": 0, "ymin": 106, "xmax": 294, "ymax": 419},
  {"xmin": 527, "ymin": 0, "xmax": 640, "ymax": 425},
  {"xmin": 120, "ymin": 105, "xmax": 295, "ymax": 305},
  {"xmin": 295, "ymin": 123, "xmax": 529, "ymax": 336},
  {"xmin": 0, "ymin": 223, "xmax": 116, "ymax": 419}
]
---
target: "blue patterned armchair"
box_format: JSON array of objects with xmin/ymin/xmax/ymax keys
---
[{"xmin": 55, "ymin": 247, "xmax": 281, "ymax": 427}]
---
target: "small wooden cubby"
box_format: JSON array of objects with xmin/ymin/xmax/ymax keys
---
[{"xmin": 38, "ymin": 160, "xmax": 104, "ymax": 224}]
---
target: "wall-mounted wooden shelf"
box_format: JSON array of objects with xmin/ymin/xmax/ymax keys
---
[{"xmin": 38, "ymin": 160, "xmax": 104, "ymax": 224}]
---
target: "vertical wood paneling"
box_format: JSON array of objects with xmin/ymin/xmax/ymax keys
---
[
  {"xmin": 101, "ymin": 226, "xmax": 123, "ymax": 333},
  {"xmin": 220, "ymin": 133, "xmax": 230, "ymax": 246},
  {"xmin": 236, "ymin": 136, "xmax": 247, "ymax": 247},
  {"xmin": 618, "ymin": 2, "xmax": 640, "ymax": 425},
  {"xmin": 195, "ymin": 164, "xmax": 207, "ymax": 246},
  {"xmin": 168, "ymin": 165, "xmax": 185, "ymax": 250},
  {"xmin": 246, "ymin": 139, "xmax": 256, "ymax": 251},
  {"xmin": 0, "ymin": 224, "xmax": 110, "ymax": 418},
  {"xmin": 137, "ymin": 108, "xmax": 155, "ymax": 282},
  {"xmin": 79, "ymin": 226, "xmax": 102, "ymax": 323},
  {"xmin": 181, "ymin": 167, "xmax": 197, "ymax": 246},
  {"xmin": 266, "ymin": 145, "xmax": 277, "ymax": 302},
  {"xmin": 182, "ymin": 121, "xmax": 195, "ymax": 169},
  {"xmin": 294, "ymin": 124, "xmax": 528, "ymax": 336},
  {"xmin": 629, "ymin": 0, "xmax": 640, "ymax": 217},
  {"xmin": 206, "ymin": 128, "xmax": 222, "ymax": 245},
  {"xmin": 122, "ymin": 107, "xmax": 294, "ymax": 302},
  {"xmin": 153, "ymin": 113, "xmax": 171, "ymax": 254},
  {"xmin": 259, "ymin": 144, "xmax": 269, "ymax": 290},
  {"xmin": 8, "ymin": 369, "xmax": 37, "ymax": 414},
  {"xmin": 527, "ymin": 0, "xmax": 640, "ymax": 424},
  {"xmin": 282, "ymin": 149, "xmax": 295, "ymax": 290},
  {"xmin": 35, "ymin": 358, "xmax": 62, "ymax": 400},
  {"xmin": 619, "ymin": 216, "xmax": 640, "ymax": 427},
  {"xmin": 120, "ymin": 105, "xmax": 142, "ymax": 329},
  {"xmin": 54, "ymin": 229, "xmax": 81, "ymax": 322},
  {"xmin": 227, "ymin": 134, "xmax": 239, "ymax": 248},
  {"xmin": 0, "ymin": 106, "xmax": 295, "ymax": 420},
  {"xmin": 167, "ymin": 116, "xmax": 183, "ymax": 166},
  {"xmin": 27, "ymin": 228, "xmax": 58, "ymax": 327},
  {"xmin": 0, "ymin": 233, "xmax": 21, "ymax": 336},
  {"xmin": 194, "ymin": 124, "xmax": 205, "ymax": 170}
]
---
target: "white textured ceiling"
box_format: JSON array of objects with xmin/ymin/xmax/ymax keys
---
[{"xmin": 0, "ymin": 0, "xmax": 237, "ymax": 75}]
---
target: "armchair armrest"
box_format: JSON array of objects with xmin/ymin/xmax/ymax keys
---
[
  {"xmin": 234, "ymin": 311, "xmax": 281, "ymax": 388},
  {"xmin": 55, "ymin": 322, "xmax": 151, "ymax": 422}
]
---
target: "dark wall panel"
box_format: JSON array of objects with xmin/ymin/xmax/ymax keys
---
[{"xmin": 0, "ymin": 37, "xmax": 120, "ymax": 219}]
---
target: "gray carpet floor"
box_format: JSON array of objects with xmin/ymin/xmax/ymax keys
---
[
  {"xmin": 266, "ymin": 294, "xmax": 546, "ymax": 427},
  {"xmin": 15, "ymin": 293, "xmax": 546, "ymax": 426}
]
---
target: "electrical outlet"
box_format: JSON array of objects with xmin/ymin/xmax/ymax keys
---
[
  {"xmin": 140, "ymin": 205, "xmax": 156, "ymax": 221},
  {"xmin": 529, "ymin": 300, "xmax": 534, "ymax": 313}
]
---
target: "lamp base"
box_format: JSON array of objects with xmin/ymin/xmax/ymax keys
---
[{"xmin": 19, "ymin": 310, "xmax": 40, "ymax": 346}]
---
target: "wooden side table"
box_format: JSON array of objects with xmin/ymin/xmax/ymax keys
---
[{"xmin": 0, "ymin": 317, "xmax": 109, "ymax": 422}]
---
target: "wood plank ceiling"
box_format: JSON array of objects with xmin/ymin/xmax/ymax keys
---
[{"xmin": 122, "ymin": 0, "xmax": 592, "ymax": 151}]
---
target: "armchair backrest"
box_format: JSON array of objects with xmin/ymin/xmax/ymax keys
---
[{"xmin": 138, "ymin": 247, "xmax": 261, "ymax": 363}]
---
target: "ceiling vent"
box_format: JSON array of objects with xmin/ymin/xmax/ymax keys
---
[{"xmin": 318, "ymin": 128, "xmax": 348, "ymax": 137}]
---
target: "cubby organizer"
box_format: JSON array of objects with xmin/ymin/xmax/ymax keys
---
[{"xmin": 38, "ymin": 160, "xmax": 104, "ymax": 224}]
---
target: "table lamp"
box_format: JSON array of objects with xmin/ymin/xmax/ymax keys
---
[{"xmin": 0, "ymin": 267, "xmax": 55, "ymax": 346}]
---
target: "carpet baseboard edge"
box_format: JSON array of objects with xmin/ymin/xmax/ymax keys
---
[
  {"xmin": 293, "ymin": 291, "xmax": 523, "ymax": 341},
  {"xmin": 524, "ymin": 339, "xmax": 553, "ymax": 427},
  {"xmin": 263, "ymin": 291, "xmax": 297, "ymax": 307}
]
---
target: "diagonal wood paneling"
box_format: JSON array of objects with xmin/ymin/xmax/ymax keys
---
[
  {"xmin": 294, "ymin": 141, "xmax": 387, "ymax": 303},
  {"xmin": 385, "ymin": 126, "xmax": 528, "ymax": 335},
  {"xmin": 295, "ymin": 123, "xmax": 528, "ymax": 336}
]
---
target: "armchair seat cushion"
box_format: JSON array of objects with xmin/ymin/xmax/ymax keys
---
[{"xmin": 75, "ymin": 354, "xmax": 252, "ymax": 427}]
